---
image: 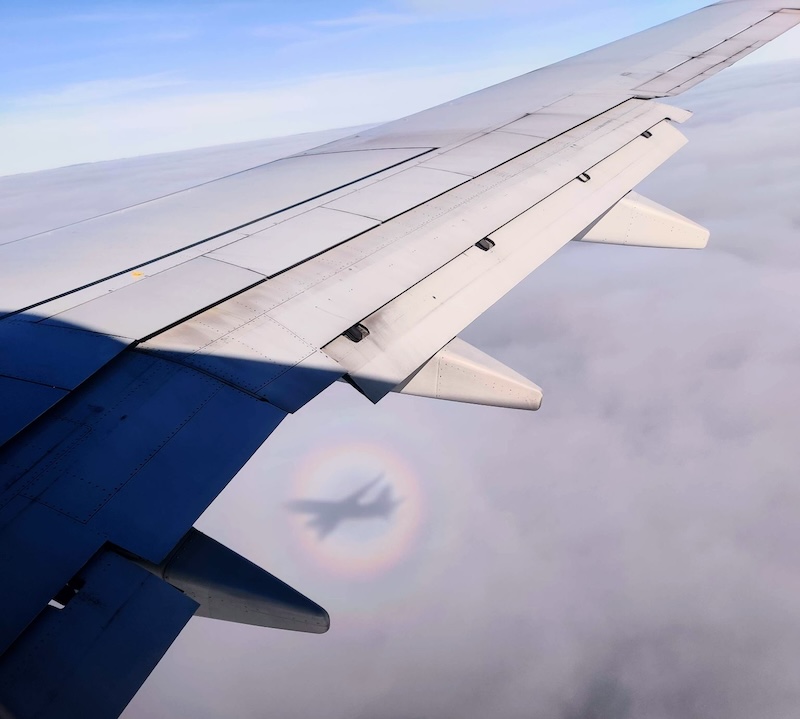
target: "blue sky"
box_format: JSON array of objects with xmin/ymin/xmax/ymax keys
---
[{"xmin": 2, "ymin": 1, "xmax": 798, "ymax": 174}]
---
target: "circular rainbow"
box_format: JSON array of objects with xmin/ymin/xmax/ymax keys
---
[{"xmin": 288, "ymin": 440, "xmax": 425, "ymax": 579}]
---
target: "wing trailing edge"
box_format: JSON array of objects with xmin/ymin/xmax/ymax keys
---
[
  {"xmin": 324, "ymin": 115, "xmax": 689, "ymax": 406},
  {"xmin": 0, "ymin": 549, "xmax": 197, "ymax": 719}
]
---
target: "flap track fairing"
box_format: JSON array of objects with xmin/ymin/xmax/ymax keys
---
[
  {"xmin": 575, "ymin": 191, "xmax": 709, "ymax": 249},
  {"xmin": 124, "ymin": 529, "xmax": 329, "ymax": 634},
  {"xmin": 391, "ymin": 337, "xmax": 542, "ymax": 411}
]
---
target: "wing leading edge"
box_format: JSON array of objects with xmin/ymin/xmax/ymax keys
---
[{"xmin": 1, "ymin": 2, "xmax": 799, "ymax": 717}]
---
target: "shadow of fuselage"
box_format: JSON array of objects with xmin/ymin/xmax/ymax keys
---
[{"xmin": 286, "ymin": 475, "xmax": 402, "ymax": 540}]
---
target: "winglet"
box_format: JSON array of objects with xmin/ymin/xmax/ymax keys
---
[{"xmin": 392, "ymin": 337, "xmax": 542, "ymax": 411}]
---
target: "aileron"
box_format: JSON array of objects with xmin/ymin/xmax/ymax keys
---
[{"xmin": 636, "ymin": 9, "xmax": 800, "ymax": 96}]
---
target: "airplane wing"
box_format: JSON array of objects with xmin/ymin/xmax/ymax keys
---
[
  {"xmin": 1, "ymin": 1, "xmax": 798, "ymax": 716},
  {"xmin": 343, "ymin": 477, "xmax": 384, "ymax": 506}
]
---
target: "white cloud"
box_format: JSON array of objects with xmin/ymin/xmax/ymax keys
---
[
  {"xmin": 0, "ymin": 63, "xmax": 521, "ymax": 176},
  {"xmin": 8, "ymin": 74, "xmax": 185, "ymax": 110},
  {"xmin": 250, "ymin": 21, "xmax": 323, "ymax": 42},
  {"xmin": 400, "ymin": 0, "xmax": 566, "ymax": 17},
  {"xmin": 250, "ymin": 10, "xmax": 420, "ymax": 53},
  {"xmin": 313, "ymin": 11, "xmax": 419, "ymax": 29},
  {"xmin": 104, "ymin": 59, "xmax": 800, "ymax": 718}
]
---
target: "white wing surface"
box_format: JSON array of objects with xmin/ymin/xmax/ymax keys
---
[{"xmin": 0, "ymin": 2, "xmax": 798, "ymax": 717}]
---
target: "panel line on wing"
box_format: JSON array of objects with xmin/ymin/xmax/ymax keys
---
[
  {"xmin": 634, "ymin": 9, "xmax": 800, "ymax": 96},
  {"xmin": 2, "ymin": 149, "xmax": 438, "ymax": 320},
  {"xmin": 326, "ymin": 120, "xmax": 688, "ymax": 402},
  {"xmin": 141, "ymin": 100, "xmax": 688, "ymax": 403}
]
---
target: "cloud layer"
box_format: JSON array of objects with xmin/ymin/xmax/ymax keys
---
[{"xmin": 80, "ymin": 58, "xmax": 800, "ymax": 719}]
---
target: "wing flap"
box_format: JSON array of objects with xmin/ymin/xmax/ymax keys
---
[
  {"xmin": 0, "ymin": 320, "xmax": 127, "ymax": 390},
  {"xmin": 0, "ymin": 322, "xmax": 128, "ymax": 445},
  {"xmin": 142, "ymin": 313, "xmax": 344, "ymax": 414},
  {"xmin": 257, "ymin": 102, "xmax": 684, "ymax": 347},
  {"xmin": 0, "ymin": 549, "xmax": 196, "ymax": 719},
  {"xmin": 0, "ymin": 497, "xmax": 104, "ymax": 653},
  {"xmin": 324, "ymin": 121, "xmax": 688, "ymax": 401},
  {"xmin": 0, "ymin": 378, "xmax": 67, "ymax": 447},
  {"xmin": 140, "ymin": 100, "xmax": 681, "ymax": 402},
  {"xmin": 0, "ymin": 349, "xmax": 287, "ymax": 653}
]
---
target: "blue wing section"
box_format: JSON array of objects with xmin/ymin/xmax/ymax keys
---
[
  {"xmin": 0, "ymin": 346, "xmax": 289, "ymax": 652},
  {"xmin": 0, "ymin": 338, "xmax": 317, "ymax": 716},
  {"xmin": 0, "ymin": 549, "xmax": 197, "ymax": 719}
]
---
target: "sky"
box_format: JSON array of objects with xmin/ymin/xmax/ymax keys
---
[
  {"xmin": 3, "ymin": 1, "xmax": 800, "ymax": 718},
  {"xmin": 3, "ymin": 0, "xmax": 800, "ymax": 175}
]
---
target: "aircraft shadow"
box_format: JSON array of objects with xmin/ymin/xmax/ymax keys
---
[{"xmin": 286, "ymin": 475, "xmax": 402, "ymax": 541}]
